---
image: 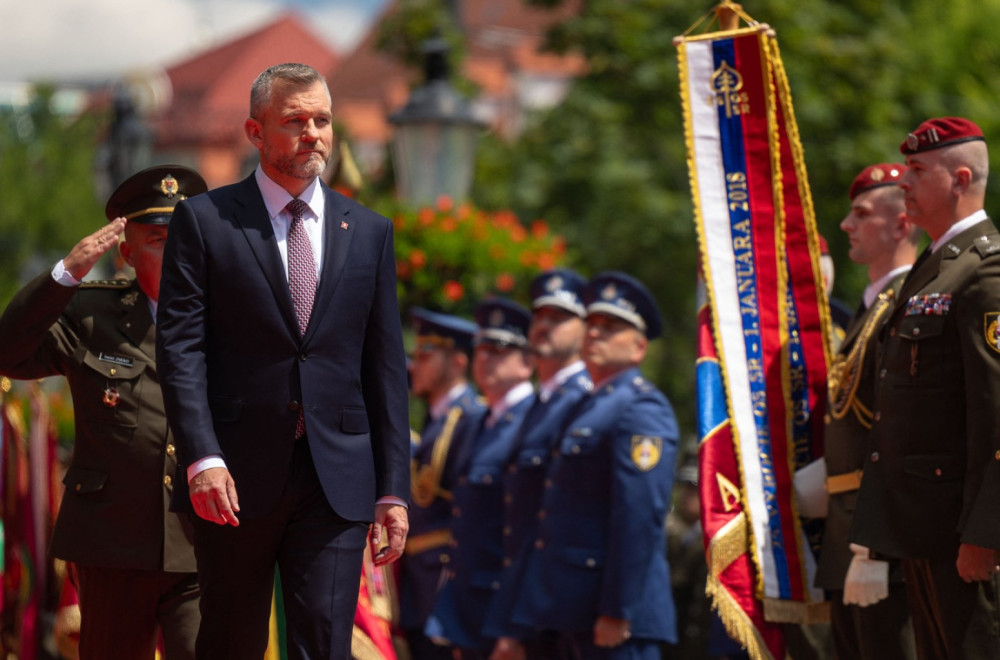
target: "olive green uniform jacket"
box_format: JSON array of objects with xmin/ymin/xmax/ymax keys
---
[
  {"xmin": 850, "ymin": 218, "xmax": 1000, "ymax": 559},
  {"xmin": 0, "ymin": 271, "xmax": 195, "ymax": 572},
  {"xmin": 815, "ymin": 273, "xmax": 907, "ymax": 589}
]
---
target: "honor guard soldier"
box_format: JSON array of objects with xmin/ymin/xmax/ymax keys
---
[
  {"xmin": 402, "ymin": 308, "xmax": 486, "ymax": 660},
  {"xmin": 427, "ymin": 298, "xmax": 535, "ymax": 659},
  {"xmin": 815, "ymin": 163, "xmax": 918, "ymax": 659},
  {"xmin": 485, "ymin": 269, "xmax": 592, "ymax": 659},
  {"xmin": 511, "ymin": 271, "xmax": 679, "ymax": 659},
  {"xmin": 0, "ymin": 165, "xmax": 207, "ymax": 659},
  {"xmin": 849, "ymin": 118, "xmax": 1000, "ymax": 657}
]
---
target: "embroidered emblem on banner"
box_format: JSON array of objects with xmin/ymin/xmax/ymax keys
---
[
  {"xmin": 709, "ymin": 61, "xmax": 750, "ymax": 118},
  {"xmin": 630, "ymin": 435, "xmax": 662, "ymax": 472},
  {"xmin": 905, "ymin": 293, "xmax": 951, "ymax": 316},
  {"xmin": 985, "ymin": 312, "xmax": 1000, "ymax": 354}
]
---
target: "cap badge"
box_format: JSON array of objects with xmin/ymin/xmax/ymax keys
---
[
  {"xmin": 546, "ymin": 276, "xmax": 563, "ymax": 293},
  {"xmin": 601, "ymin": 283, "xmax": 618, "ymax": 301},
  {"xmin": 906, "ymin": 133, "xmax": 920, "ymax": 151},
  {"xmin": 489, "ymin": 309, "xmax": 505, "ymax": 327},
  {"xmin": 870, "ymin": 168, "xmax": 885, "ymax": 182},
  {"xmin": 160, "ymin": 174, "xmax": 179, "ymax": 197}
]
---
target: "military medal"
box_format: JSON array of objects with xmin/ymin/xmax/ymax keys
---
[{"xmin": 102, "ymin": 386, "xmax": 120, "ymax": 407}]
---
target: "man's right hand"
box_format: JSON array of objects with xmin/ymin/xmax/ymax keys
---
[
  {"xmin": 64, "ymin": 217, "xmax": 127, "ymax": 281},
  {"xmin": 189, "ymin": 467, "xmax": 240, "ymax": 526}
]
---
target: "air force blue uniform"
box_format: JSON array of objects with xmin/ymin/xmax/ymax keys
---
[
  {"xmin": 511, "ymin": 272, "xmax": 680, "ymax": 659},
  {"xmin": 427, "ymin": 299, "xmax": 535, "ymax": 655}
]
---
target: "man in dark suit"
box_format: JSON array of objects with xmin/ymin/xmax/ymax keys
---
[
  {"xmin": 0, "ymin": 165, "xmax": 206, "ymax": 659},
  {"xmin": 402, "ymin": 308, "xmax": 485, "ymax": 659},
  {"xmin": 156, "ymin": 63, "xmax": 410, "ymax": 659},
  {"xmin": 816, "ymin": 163, "xmax": 918, "ymax": 659},
  {"xmin": 850, "ymin": 117, "xmax": 1000, "ymax": 658}
]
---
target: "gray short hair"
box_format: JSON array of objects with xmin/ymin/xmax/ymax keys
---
[{"xmin": 249, "ymin": 63, "xmax": 330, "ymax": 119}]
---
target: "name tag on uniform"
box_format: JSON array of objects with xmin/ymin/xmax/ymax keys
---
[
  {"xmin": 98, "ymin": 352, "xmax": 133, "ymax": 367},
  {"xmin": 905, "ymin": 293, "xmax": 951, "ymax": 316}
]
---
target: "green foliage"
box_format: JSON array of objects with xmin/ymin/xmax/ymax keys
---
[
  {"xmin": 373, "ymin": 196, "xmax": 567, "ymax": 318},
  {"xmin": 0, "ymin": 85, "xmax": 106, "ymax": 304}
]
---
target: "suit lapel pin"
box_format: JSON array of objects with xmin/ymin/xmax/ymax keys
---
[{"xmin": 340, "ymin": 221, "xmax": 349, "ymax": 230}]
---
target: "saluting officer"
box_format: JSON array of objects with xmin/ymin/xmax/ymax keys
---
[
  {"xmin": 402, "ymin": 308, "xmax": 486, "ymax": 660},
  {"xmin": 485, "ymin": 269, "xmax": 592, "ymax": 660},
  {"xmin": 427, "ymin": 298, "xmax": 535, "ymax": 659},
  {"xmin": 0, "ymin": 165, "xmax": 207, "ymax": 659},
  {"xmin": 815, "ymin": 163, "xmax": 918, "ymax": 659},
  {"xmin": 512, "ymin": 271, "xmax": 678, "ymax": 659},
  {"xmin": 849, "ymin": 117, "xmax": 1000, "ymax": 657}
]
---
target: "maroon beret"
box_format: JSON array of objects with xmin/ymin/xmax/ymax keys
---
[
  {"xmin": 900, "ymin": 117, "xmax": 985, "ymax": 155},
  {"xmin": 849, "ymin": 163, "xmax": 906, "ymax": 200}
]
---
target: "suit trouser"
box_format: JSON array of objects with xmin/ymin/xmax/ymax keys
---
[
  {"xmin": 75, "ymin": 563, "xmax": 200, "ymax": 660},
  {"xmin": 829, "ymin": 584, "xmax": 916, "ymax": 660},
  {"xmin": 191, "ymin": 437, "xmax": 368, "ymax": 660},
  {"xmin": 901, "ymin": 557, "xmax": 1000, "ymax": 660}
]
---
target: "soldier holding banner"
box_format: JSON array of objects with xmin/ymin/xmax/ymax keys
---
[
  {"xmin": 850, "ymin": 117, "xmax": 1000, "ymax": 658},
  {"xmin": 815, "ymin": 163, "xmax": 918, "ymax": 659}
]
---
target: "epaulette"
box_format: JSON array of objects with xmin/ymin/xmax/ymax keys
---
[
  {"xmin": 79, "ymin": 279, "xmax": 132, "ymax": 289},
  {"xmin": 631, "ymin": 375, "xmax": 654, "ymax": 393},
  {"xmin": 973, "ymin": 233, "xmax": 1000, "ymax": 258}
]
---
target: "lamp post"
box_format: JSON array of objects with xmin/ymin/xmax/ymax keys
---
[{"xmin": 389, "ymin": 37, "xmax": 486, "ymax": 206}]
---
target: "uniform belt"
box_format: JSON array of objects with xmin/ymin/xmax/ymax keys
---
[
  {"xmin": 404, "ymin": 529, "xmax": 452, "ymax": 556},
  {"xmin": 825, "ymin": 470, "xmax": 863, "ymax": 495}
]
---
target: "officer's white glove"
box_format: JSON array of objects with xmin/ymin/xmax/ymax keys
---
[{"xmin": 843, "ymin": 543, "xmax": 889, "ymax": 607}]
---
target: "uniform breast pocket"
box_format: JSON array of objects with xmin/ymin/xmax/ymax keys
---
[
  {"xmin": 895, "ymin": 315, "xmax": 951, "ymax": 384},
  {"xmin": 559, "ymin": 428, "xmax": 604, "ymax": 460},
  {"xmin": 78, "ymin": 351, "xmax": 147, "ymax": 428}
]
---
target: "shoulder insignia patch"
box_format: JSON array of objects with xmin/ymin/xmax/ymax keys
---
[
  {"xmin": 631, "ymin": 435, "xmax": 662, "ymax": 472},
  {"xmin": 79, "ymin": 279, "xmax": 131, "ymax": 290},
  {"xmin": 984, "ymin": 312, "xmax": 1000, "ymax": 354}
]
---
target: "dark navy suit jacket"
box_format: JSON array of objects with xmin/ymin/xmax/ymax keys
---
[{"xmin": 156, "ymin": 174, "xmax": 410, "ymax": 522}]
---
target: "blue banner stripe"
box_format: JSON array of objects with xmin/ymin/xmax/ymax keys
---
[{"xmin": 712, "ymin": 37, "xmax": 791, "ymax": 599}]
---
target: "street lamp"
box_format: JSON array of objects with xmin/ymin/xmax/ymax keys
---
[{"xmin": 389, "ymin": 37, "xmax": 486, "ymax": 206}]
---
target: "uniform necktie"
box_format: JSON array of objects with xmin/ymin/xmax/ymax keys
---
[
  {"xmin": 286, "ymin": 198, "xmax": 316, "ymax": 336},
  {"xmin": 286, "ymin": 198, "xmax": 315, "ymax": 439}
]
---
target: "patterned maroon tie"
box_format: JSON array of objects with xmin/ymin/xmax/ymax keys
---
[
  {"xmin": 286, "ymin": 198, "xmax": 316, "ymax": 336},
  {"xmin": 286, "ymin": 198, "xmax": 315, "ymax": 438}
]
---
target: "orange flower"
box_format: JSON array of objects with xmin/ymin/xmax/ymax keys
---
[
  {"xmin": 457, "ymin": 203, "xmax": 472, "ymax": 220},
  {"xmin": 396, "ymin": 260, "xmax": 411, "ymax": 278},
  {"xmin": 418, "ymin": 208, "xmax": 436, "ymax": 227},
  {"xmin": 531, "ymin": 220, "xmax": 549, "ymax": 238},
  {"xmin": 409, "ymin": 249, "xmax": 427, "ymax": 269},
  {"xmin": 443, "ymin": 280, "xmax": 464, "ymax": 302},
  {"xmin": 552, "ymin": 237, "xmax": 567, "ymax": 255},
  {"xmin": 394, "ymin": 214, "xmax": 407, "ymax": 231},
  {"xmin": 495, "ymin": 273, "xmax": 515, "ymax": 292},
  {"xmin": 538, "ymin": 252, "xmax": 558, "ymax": 270},
  {"xmin": 519, "ymin": 251, "xmax": 536, "ymax": 267},
  {"xmin": 436, "ymin": 195, "xmax": 454, "ymax": 212},
  {"xmin": 440, "ymin": 216, "xmax": 457, "ymax": 233},
  {"xmin": 510, "ymin": 225, "xmax": 527, "ymax": 243}
]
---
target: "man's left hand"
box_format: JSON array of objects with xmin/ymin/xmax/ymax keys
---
[
  {"xmin": 371, "ymin": 503, "xmax": 408, "ymax": 566},
  {"xmin": 957, "ymin": 543, "xmax": 999, "ymax": 583},
  {"xmin": 593, "ymin": 615, "xmax": 631, "ymax": 648}
]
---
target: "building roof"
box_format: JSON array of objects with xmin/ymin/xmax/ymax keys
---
[{"xmin": 156, "ymin": 13, "xmax": 340, "ymax": 148}]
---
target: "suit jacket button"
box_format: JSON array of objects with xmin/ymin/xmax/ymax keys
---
[
  {"xmin": 503, "ymin": 558, "xmax": 512, "ymax": 568},
  {"xmin": 535, "ymin": 539, "xmax": 545, "ymax": 550},
  {"xmin": 299, "ymin": 353, "xmax": 308, "ymax": 362},
  {"xmin": 870, "ymin": 452, "xmax": 880, "ymax": 462},
  {"xmin": 75, "ymin": 483, "xmax": 82, "ymax": 492},
  {"xmin": 995, "ymin": 450, "xmax": 1000, "ymax": 461},
  {"xmin": 934, "ymin": 468, "xmax": 943, "ymax": 477},
  {"xmin": 531, "ymin": 456, "xmax": 542, "ymax": 465},
  {"xmin": 163, "ymin": 475, "xmax": 173, "ymax": 486},
  {"xmin": 166, "ymin": 444, "xmax": 176, "ymax": 456},
  {"xmin": 586, "ymin": 558, "xmax": 596, "ymax": 568},
  {"xmin": 288, "ymin": 401, "xmax": 300, "ymax": 412}
]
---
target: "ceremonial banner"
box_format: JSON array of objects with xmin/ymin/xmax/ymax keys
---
[{"xmin": 678, "ymin": 11, "xmax": 832, "ymax": 660}]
